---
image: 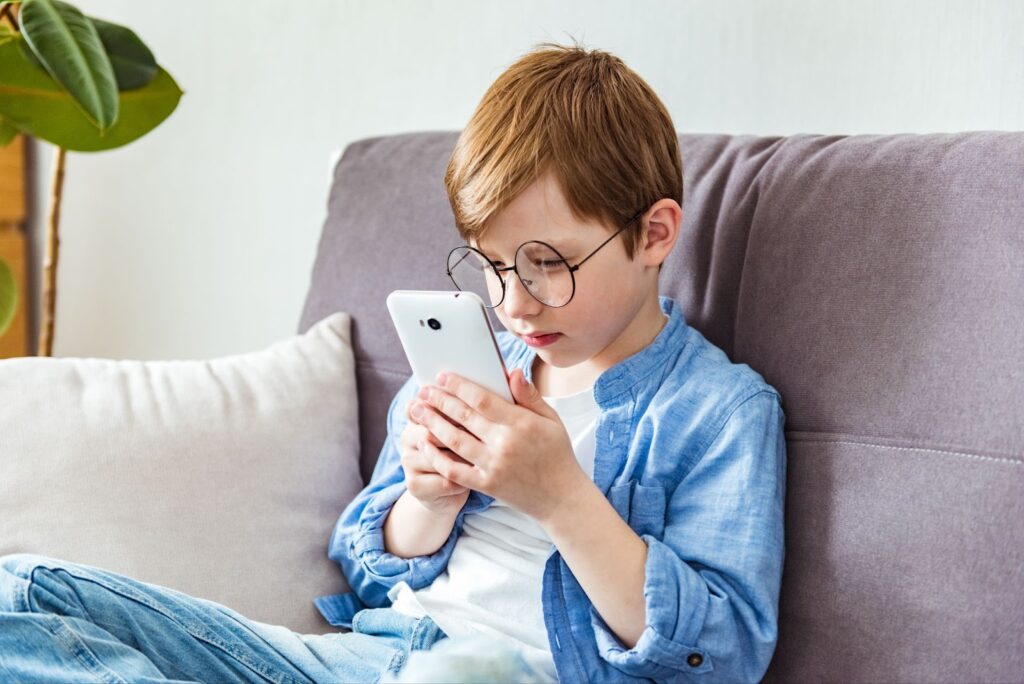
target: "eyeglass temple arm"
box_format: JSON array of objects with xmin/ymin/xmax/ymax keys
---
[{"xmin": 568, "ymin": 210, "xmax": 644, "ymax": 273}]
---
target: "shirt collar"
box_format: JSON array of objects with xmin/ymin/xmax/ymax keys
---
[{"xmin": 513, "ymin": 296, "xmax": 689, "ymax": 407}]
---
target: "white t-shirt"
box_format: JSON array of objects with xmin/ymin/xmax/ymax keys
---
[{"xmin": 388, "ymin": 383, "xmax": 601, "ymax": 680}]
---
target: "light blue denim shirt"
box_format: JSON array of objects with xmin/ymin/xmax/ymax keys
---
[{"xmin": 315, "ymin": 296, "xmax": 787, "ymax": 683}]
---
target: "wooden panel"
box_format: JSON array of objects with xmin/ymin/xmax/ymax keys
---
[
  {"xmin": 0, "ymin": 132, "xmax": 28, "ymax": 357},
  {"xmin": 0, "ymin": 226, "xmax": 27, "ymax": 357},
  {"xmin": 0, "ymin": 134, "xmax": 26, "ymax": 223}
]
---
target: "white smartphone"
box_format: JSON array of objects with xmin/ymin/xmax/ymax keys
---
[{"xmin": 386, "ymin": 290, "xmax": 514, "ymax": 404}]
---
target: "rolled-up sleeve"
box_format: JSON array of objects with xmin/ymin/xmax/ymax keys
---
[
  {"xmin": 591, "ymin": 389, "xmax": 787, "ymax": 682},
  {"xmin": 325, "ymin": 374, "xmax": 464, "ymax": 608}
]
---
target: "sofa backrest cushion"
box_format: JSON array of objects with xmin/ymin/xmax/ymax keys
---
[{"xmin": 299, "ymin": 131, "xmax": 1024, "ymax": 681}]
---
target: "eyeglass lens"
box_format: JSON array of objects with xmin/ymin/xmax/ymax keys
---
[{"xmin": 447, "ymin": 242, "xmax": 574, "ymax": 308}]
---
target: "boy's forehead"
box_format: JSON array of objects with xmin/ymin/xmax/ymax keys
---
[
  {"xmin": 470, "ymin": 173, "xmax": 613, "ymax": 253},
  {"xmin": 473, "ymin": 222, "xmax": 583, "ymax": 253},
  {"xmin": 473, "ymin": 210, "xmax": 610, "ymax": 253}
]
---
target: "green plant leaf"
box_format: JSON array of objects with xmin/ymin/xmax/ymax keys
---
[
  {"xmin": 90, "ymin": 16, "xmax": 156, "ymax": 91},
  {"xmin": 0, "ymin": 15, "xmax": 15, "ymax": 46},
  {"xmin": 18, "ymin": 33, "xmax": 46, "ymax": 68},
  {"xmin": 0, "ymin": 256, "xmax": 16, "ymax": 337},
  {"xmin": 19, "ymin": 0, "xmax": 118, "ymax": 130},
  {"xmin": 16, "ymin": 17, "xmax": 156, "ymax": 92},
  {"xmin": 0, "ymin": 115, "xmax": 19, "ymax": 145},
  {"xmin": 0, "ymin": 38, "xmax": 182, "ymax": 151}
]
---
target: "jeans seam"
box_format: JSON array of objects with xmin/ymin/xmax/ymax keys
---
[
  {"xmin": 12, "ymin": 566, "xmax": 29, "ymax": 612},
  {"xmin": 27, "ymin": 563, "xmax": 297, "ymax": 684},
  {"xmin": 409, "ymin": 615, "xmax": 438, "ymax": 651},
  {"xmin": 386, "ymin": 614, "xmax": 440, "ymax": 679},
  {"xmin": 382, "ymin": 613, "xmax": 436, "ymax": 679},
  {"xmin": 208, "ymin": 604, "xmax": 318, "ymax": 684},
  {"xmin": 47, "ymin": 614, "xmax": 130, "ymax": 684},
  {"xmin": 384, "ymin": 647, "xmax": 407, "ymax": 679}
]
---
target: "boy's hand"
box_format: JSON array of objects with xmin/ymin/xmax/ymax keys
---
[
  {"xmin": 407, "ymin": 369, "xmax": 588, "ymax": 524},
  {"xmin": 398, "ymin": 412, "xmax": 470, "ymax": 515}
]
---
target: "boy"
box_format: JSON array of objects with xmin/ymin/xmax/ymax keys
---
[
  {"xmin": 0, "ymin": 41, "xmax": 785, "ymax": 684},
  {"xmin": 319, "ymin": 41, "xmax": 787, "ymax": 683}
]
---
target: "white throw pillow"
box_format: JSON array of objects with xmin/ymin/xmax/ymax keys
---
[{"xmin": 0, "ymin": 312, "xmax": 361, "ymax": 635}]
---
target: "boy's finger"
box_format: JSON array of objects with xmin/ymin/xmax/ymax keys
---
[{"xmin": 434, "ymin": 371, "xmax": 515, "ymax": 426}]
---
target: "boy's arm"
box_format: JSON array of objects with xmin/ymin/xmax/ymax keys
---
[
  {"xmin": 383, "ymin": 489, "xmax": 462, "ymax": 558},
  {"xmin": 325, "ymin": 375, "xmax": 465, "ymax": 608},
  {"xmin": 545, "ymin": 388, "xmax": 787, "ymax": 682}
]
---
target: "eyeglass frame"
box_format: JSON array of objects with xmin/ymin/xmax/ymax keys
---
[{"xmin": 446, "ymin": 208, "xmax": 645, "ymax": 309}]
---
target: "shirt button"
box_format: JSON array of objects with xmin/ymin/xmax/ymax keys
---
[{"xmin": 687, "ymin": 653, "xmax": 704, "ymax": 667}]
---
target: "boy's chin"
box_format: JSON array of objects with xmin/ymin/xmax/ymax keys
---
[{"xmin": 534, "ymin": 346, "xmax": 582, "ymax": 368}]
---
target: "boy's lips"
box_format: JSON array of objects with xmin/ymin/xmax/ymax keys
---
[{"xmin": 520, "ymin": 331, "xmax": 562, "ymax": 348}]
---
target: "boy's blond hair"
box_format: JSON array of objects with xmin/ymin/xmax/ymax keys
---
[{"xmin": 444, "ymin": 39, "xmax": 682, "ymax": 259}]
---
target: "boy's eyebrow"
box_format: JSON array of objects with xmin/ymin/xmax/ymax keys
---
[{"xmin": 476, "ymin": 237, "xmax": 580, "ymax": 259}]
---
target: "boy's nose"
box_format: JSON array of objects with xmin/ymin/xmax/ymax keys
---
[{"xmin": 501, "ymin": 271, "xmax": 543, "ymax": 318}]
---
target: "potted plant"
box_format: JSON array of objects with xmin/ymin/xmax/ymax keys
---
[{"xmin": 0, "ymin": 0, "xmax": 182, "ymax": 355}]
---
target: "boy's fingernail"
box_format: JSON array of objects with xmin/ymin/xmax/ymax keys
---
[
  {"xmin": 411, "ymin": 403, "xmax": 424, "ymax": 418},
  {"xmin": 437, "ymin": 372, "xmax": 448, "ymax": 387}
]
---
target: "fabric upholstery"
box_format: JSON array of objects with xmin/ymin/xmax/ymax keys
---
[
  {"xmin": 299, "ymin": 130, "xmax": 1024, "ymax": 681},
  {"xmin": 0, "ymin": 312, "xmax": 362, "ymax": 635}
]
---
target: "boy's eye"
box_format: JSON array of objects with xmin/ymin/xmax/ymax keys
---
[{"xmin": 493, "ymin": 260, "xmax": 567, "ymax": 268}]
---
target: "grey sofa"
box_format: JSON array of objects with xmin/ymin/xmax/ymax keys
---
[{"xmin": 299, "ymin": 130, "xmax": 1024, "ymax": 683}]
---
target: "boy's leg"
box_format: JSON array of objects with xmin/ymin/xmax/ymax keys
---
[
  {"xmin": 244, "ymin": 607, "xmax": 448, "ymax": 682},
  {"xmin": 0, "ymin": 553, "xmax": 438, "ymax": 684}
]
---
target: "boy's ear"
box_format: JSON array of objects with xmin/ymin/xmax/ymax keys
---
[{"xmin": 639, "ymin": 200, "xmax": 682, "ymax": 267}]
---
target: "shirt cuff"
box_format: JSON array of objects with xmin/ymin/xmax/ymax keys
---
[
  {"xmin": 590, "ymin": 534, "xmax": 715, "ymax": 678},
  {"xmin": 348, "ymin": 481, "xmax": 460, "ymax": 591}
]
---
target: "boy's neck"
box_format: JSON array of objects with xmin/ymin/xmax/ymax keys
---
[{"xmin": 534, "ymin": 296, "xmax": 669, "ymax": 398}]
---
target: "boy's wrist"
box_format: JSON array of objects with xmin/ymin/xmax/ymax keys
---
[
  {"xmin": 383, "ymin": 489, "xmax": 462, "ymax": 559},
  {"xmin": 536, "ymin": 470, "xmax": 600, "ymax": 533},
  {"xmin": 410, "ymin": 488, "xmax": 468, "ymax": 518}
]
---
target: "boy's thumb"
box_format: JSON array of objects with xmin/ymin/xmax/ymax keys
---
[{"xmin": 512, "ymin": 368, "xmax": 541, "ymax": 403}]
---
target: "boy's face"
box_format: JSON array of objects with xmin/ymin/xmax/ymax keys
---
[{"xmin": 471, "ymin": 172, "xmax": 677, "ymax": 376}]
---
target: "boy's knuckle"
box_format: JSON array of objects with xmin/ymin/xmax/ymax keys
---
[
  {"xmin": 436, "ymin": 458, "xmax": 452, "ymax": 479},
  {"xmin": 445, "ymin": 399, "xmax": 459, "ymax": 420},
  {"xmin": 448, "ymin": 432, "xmax": 464, "ymax": 453}
]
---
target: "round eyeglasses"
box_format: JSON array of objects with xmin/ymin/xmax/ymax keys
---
[{"xmin": 446, "ymin": 209, "xmax": 644, "ymax": 309}]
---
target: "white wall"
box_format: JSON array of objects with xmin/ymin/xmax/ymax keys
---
[{"xmin": 26, "ymin": 0, "xmax": 1024, "ymax": 359}]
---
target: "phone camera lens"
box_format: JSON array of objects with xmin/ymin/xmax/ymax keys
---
[{"xmin": 427, "ymin": 318, "xmax": 441, "ymax": 330}]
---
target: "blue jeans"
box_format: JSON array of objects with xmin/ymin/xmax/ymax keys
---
[{"xmin": 0, "ymin": 553, "xmax": 551, "ymax": 683}]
